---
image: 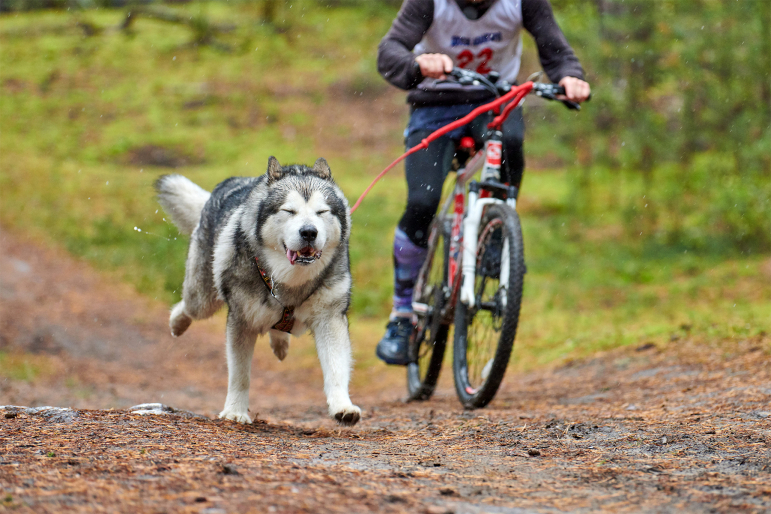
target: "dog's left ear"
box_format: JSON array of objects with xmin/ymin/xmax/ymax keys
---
[
  {"xmin": 312, "ymin": 157, "xmax": 332, "ymax": 180},
  {"xmin": 267, "ymin": 156, "xmax": 283, "ymax": 184}
]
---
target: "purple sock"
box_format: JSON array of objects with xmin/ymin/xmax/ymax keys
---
[{"xmin": 393, "ymin": 228, "xmax": 428, "ymax": 314}]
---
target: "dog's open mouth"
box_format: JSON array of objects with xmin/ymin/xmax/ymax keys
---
[{"xmin": 286, "ymin": 246, "xmax": 322, "ymax": 266}]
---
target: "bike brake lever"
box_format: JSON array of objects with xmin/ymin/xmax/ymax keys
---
[
  {"xmin": 447, "ymin": 68, "xmax": 475, "ymax": 86},
  {"xmin": 562, "ymin": 100, "xmax": 581, "ymax": 111},
  {"xmin": 449, "ymin": 68, "xmax": 469, "ymax": 80}
]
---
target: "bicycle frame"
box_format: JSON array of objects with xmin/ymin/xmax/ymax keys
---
[
  {"xmin": 410, "ymin": 75, "xmax": 576, "ymax": 319},
  {"xmin": 411, "ymin": 121, "xmax": 520, "ymax": 318},
  {"xmin": 412, "ymin": 149, "xmax": 484, "ymax": 319},
  {"xmin": 426, "ymin": 113, "xmax": 527, "ymax": 323}
]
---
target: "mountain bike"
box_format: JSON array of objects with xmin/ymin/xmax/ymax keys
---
[{"xmin": 406, "ymin": 68, "xmax": 582, "ymax": 408}]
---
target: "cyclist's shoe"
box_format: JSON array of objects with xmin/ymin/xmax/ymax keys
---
[{"xmin": 376, "ymin": 317, "xmax": 414, "ymax": 366}]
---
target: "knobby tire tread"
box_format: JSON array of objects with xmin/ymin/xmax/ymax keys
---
[{"xmin": 453, "ymin": 204, "xmax": 525, "ymax": 409}]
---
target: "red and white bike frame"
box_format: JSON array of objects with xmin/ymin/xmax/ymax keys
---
[{"xmin": 421, "ymin": 138, "xmax": 518, "ymax": 319}]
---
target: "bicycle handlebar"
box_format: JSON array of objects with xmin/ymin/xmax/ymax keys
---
[
  {"xmin": 448, "ymin": 68, "xmax": 586, "ymax": 111},
  {"xmin": 532, "ymin": 83, "xmax": 582, "ymax": 111}
]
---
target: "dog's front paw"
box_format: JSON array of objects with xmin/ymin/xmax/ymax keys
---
[
  {"xmin": 332, "ymin": 405, "xmax": 361, "ymax": 427},
  {"xmin": 218, "ymin": 409, "xmax": 252, "ymax": 424}
]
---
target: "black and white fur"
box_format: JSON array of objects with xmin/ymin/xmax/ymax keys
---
[{"xmin": 155, "ymin": 157, "xmax": 360, "ymax": 426}]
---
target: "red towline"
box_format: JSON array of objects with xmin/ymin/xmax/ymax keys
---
[{"xmin": 349, "ymin": 81, "xmax": 534, "ymax": 214}]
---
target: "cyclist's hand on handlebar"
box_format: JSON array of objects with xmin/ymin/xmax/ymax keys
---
[
  {"xmin": 415, "ymin": 53, "xmax": 454, "ymax": 80},
  {"xmin": 557, "ymin": 77, "xmax": 591, "ymax": 103}
]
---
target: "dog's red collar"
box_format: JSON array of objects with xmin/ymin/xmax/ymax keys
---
[{"xmin": 254, "ymin": 257, "xmax": 295, "ymax": 333}]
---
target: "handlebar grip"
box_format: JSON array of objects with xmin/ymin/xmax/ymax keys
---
[
  {"xmin": 563, "ymin": 100, "xmax": 581, "ymax": 111},
  {"xmin": 553, "ymin": 85, "xmax": 586, "ymax": 110}
]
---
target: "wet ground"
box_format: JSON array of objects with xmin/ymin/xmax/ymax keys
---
[{"xmin": 1, "ymin": 227, "xmax": 770, "ymax": 513}]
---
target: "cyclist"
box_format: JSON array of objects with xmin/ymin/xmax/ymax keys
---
[{"xmin": 376, "ymin": 0, "xmax": 591, "ymax": 365}]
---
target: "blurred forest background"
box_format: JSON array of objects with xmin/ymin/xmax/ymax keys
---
[{"xmin": 1, "ymin": 0, "xmax": 769, "ymax": 372}]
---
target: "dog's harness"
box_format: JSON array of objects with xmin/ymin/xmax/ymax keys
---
[{"xmin": 254, "ymin": 257, "xmax": 295, "ymax": 333}]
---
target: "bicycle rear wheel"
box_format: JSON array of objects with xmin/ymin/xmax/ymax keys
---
[
  {"xmin": 453, "ymin": 204, "xmax": 525, "ymax": 409},
  {"xmin": 407, "ymin": 217, "xmax": 450, "ymax": 401}
]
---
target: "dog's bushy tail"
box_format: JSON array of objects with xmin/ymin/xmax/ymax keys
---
[{"xmin": 154, "ymin": 174, "xmax": 210, "ymax": 236}]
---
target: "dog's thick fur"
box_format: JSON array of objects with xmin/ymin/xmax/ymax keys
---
[{"xmin": 155, "ymin": 157, "xmax": 360, "ymax": 426}]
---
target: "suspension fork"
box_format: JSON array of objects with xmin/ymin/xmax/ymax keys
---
[{"xmin": 460, "ymin": 196, "xmax": 502, "ymax": 308}]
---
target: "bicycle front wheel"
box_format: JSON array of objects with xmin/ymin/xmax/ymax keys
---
[
  {"xmin": 453, "ymin": 204, "xmax": 525, "ymax": 409},
  {"xmin": 407, "ymin": 217, "xmax": 450, "ymax": 401}
]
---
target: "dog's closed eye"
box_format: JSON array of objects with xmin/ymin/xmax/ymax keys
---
[
  {"xmin": 316, "ymin": 210, "xmax": 329, "ymax": 216},
  {"xmin": 281, "ymin": 208, "xmax": 297, "ymax": 215}
]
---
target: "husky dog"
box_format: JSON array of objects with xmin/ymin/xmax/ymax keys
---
[{"xmin": 155, "ymin": 157, "xmax": 360, "ymax": 426}]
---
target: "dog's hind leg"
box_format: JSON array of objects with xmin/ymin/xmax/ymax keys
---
[
  {"xmin": 312, "ymin": 314, "xmax": 361, "ymax": 426},
  {"xmin": 170, "ymin": 230, "xmax": 223, "ymax": 337},
  {"xmin": 169, "ymin": 301, "xmax": 193, "ymax": 337},
  {"xmin": 219, "ymin": 315, "xmax": 257, "ymax": 424},
  {"xmin": 269, "ymin": 330, "xmax": 290, "ymax": 361}
]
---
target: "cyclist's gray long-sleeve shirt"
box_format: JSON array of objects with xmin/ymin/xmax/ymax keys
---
[{"xmin": 378, "ymin": 0, "xmax": 585, "ymax": 106}]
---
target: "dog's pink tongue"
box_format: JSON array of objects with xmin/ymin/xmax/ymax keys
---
[{"xmin": 286, "ymin": 248, "xmax": 297, "ymax": 265}]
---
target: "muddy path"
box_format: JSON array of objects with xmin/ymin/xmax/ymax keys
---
[{"xmin": 1, "ymin": 227, "xmax": 770, "ymax": 513}]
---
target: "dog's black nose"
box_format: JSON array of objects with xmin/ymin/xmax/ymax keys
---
[{"xmin": 300, "ymin": 225, "xmax": 318, "ymax": 242}]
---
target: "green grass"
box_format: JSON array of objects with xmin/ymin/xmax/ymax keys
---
[{"xmin": 1, "ymin": 2, "xmax": 768, "ymax": 374}]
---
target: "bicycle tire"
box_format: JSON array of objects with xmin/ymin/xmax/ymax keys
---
[
  {"xmin": 453, "ymin": 204, "xmax": 525, "ymax": 409},
  {"xmin": 407, "ymin": 217, "xmax": 450, "ymax": 401}
]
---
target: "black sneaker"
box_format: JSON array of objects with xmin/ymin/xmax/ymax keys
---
[{"xmin": 376, "ymin": 317, "xmax": 413, "ymax": 365}]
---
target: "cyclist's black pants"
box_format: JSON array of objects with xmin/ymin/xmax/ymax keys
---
[{"xmin": 398, "ymin": 106, "xmax": 525, "ymax": 248}]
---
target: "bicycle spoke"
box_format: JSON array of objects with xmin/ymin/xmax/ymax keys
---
[{"xmin": 464, "ymin": 222, "xmax": 507, "ymax": 390}]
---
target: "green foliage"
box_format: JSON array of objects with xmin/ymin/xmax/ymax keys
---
[{"xmin": 534, "ymin": 0, "xmax": 771, "ymax": 251}]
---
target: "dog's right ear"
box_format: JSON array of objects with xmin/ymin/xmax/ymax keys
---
[
  {"xmin": 312, "ymin": 157, "xmax": 332, "ymax": 180},
  {"xmin": 266, "ymin": 156, "xmax": 283, "ymax": 184}
]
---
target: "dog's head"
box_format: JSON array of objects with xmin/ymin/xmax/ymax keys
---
[{"xmin": 258, "ymin": 156, "xmax": 350, "ymax": 268}]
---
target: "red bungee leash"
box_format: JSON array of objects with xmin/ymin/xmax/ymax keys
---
[{"xmin": 349, "ymin": 81, "xmax": 533, "ymax": 214}]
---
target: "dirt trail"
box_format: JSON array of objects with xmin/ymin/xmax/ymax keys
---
[{"xmin": 1, "ymin": 227, "xmax": 770, "ymax": 513}]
